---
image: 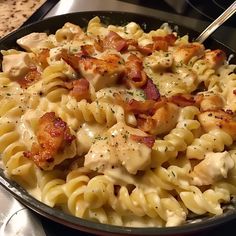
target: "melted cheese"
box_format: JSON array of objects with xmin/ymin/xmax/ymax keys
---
[
  {"xmin": 144, "ymin": 51, "xmax": 173, "ymax": 71},
  {"xmin": 191, "ymin": 151, "xmax": 234, "ymax": 186},
  {"xmin": 84, "ymin": 122, "xmax": 151, "ymax": 174},
  {"xmin": 77, "ymin": 123, "xmax": 107, "ymax": 156}
]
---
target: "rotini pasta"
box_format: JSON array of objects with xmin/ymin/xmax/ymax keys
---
[{"xmin": 0, "ymin": 16, "xmax": 236, "ymax": 229}]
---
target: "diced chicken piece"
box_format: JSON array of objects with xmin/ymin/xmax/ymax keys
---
[
  {"xmin": 195, "ymin": 93, "xmax": 224, "ymax": 111},
  {"xmin": 24, "ymin": 112, "xmax": 75, "ymax": 170},
  {"xmin": 2, "ymin": 52, "xmax": 32, "ymax": 79},
  {"xmin": 61, "ymin": 51, "xmax": 125, "ymax": 91},
  {"xmin": 198, "ymin": 110, "xmax": 236, "ymax": 140},
  {"xmin": 17, "ymin": 33, "xmax": 52, "ymax": 52},
  {"xmin": 190, "ymin": 151, "xmax": 234, "ymax": 185},
  {"xmin": 151, "ymin": 102, "xmax": 180, "ymax": 135},
  {"xmin": 84, "ymin": 122, "xmax": 152, "ymax": 174},
  {"xmin": 79, "ymin": 54, "xmax": 125, "ymax": 91},
  {"xmin": 137, "ymin": 102, "xmax": 180, "ymax": 135},
  {"xmin": 204, "ymin": 49, "xmax": 226, "ymax": 70},
  {"xmin": 173, "ymin": 42, "xmax": 205, "ymax": 65}
]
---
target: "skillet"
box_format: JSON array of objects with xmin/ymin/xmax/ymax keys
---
[{"xmin": 0, "ymin": 11, "xmax": 236, "ymax": 236}]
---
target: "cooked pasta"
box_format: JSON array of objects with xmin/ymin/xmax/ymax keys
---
[{"xmin": 0, "ymin": 16, "xmax": 236, "ymax": 228}]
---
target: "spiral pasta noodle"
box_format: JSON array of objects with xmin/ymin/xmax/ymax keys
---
[
  {"xmin": 40, "ymin": 170, "xmax": 67, "ymax": 207},
  {"xmin": 186, "ymin": 129, "xmax": 233, "ymax": 160},
  {"xmin": 61, "ymin": 95, "xmax": 137, "ymax": 127},
  {"xmin": 0, "ymin": 122, "xmax": 36, "ymax": 187}
]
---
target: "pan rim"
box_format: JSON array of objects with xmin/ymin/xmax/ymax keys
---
[{"xmin": 0, "ymin": 10, "xmax": 236, "ymax": 235}]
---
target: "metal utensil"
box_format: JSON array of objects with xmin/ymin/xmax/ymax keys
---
[{"xmin": 196, "ymin": 1, "xmax": 236, "ymax": 43}]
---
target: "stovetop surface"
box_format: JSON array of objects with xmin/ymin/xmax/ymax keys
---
[{"xmin": 120, "ymin": 0, "xmax": 236, "ymax": 27}]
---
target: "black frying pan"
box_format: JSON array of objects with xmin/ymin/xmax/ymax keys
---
[{"xmin": 0, "ymin": 11, "xmax": 236, "ymax": 236}]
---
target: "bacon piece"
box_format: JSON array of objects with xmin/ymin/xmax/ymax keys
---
[
  {"xmin": 64, "ymin": 78, "xmax": 90, "ymax": 101},
  {"xmin": 37, "ymin": 48, "xmax": 49, "ymax": 68},
  {"xmin": 137, "ymin": 34, "xmax": 177, "ymax": 55},
  {"xmin": 137, "ymin": 44, "xmax": 153, "ymax": 55},
  {"xmin": 136, "ymin": 115, "xmax": 156, "ymax": 134},
  {"xmin": 125, "ymin": 54, "xmax": 147, "ymax": 88},
  {"xmin": 81, "ymin": 45, "xmax": 96, "ymax": 56},
  {"xmin": 204, "ymin": 49, "xmax": 226, "ymax": 69},
  {"xmin": 152, "ymin": 36, "xmax": 169, "ymax": 51},
  {"xmin": 130, "ymin": 134, "xmax": 155, "ymax": 148},
  {"xmin": 168, "ymin": 94, "xmax": 196, "ymax": 107},
  {"xmin": 115, "ymin": 94, "xmax": 156, "ymax": 115},
  {"xmin": 60, "ymin": 50, "xmax": 81, "ymax": 71},
  {"xmin": 103, "ymin": 31, "xmax": 128, "ymax": 52},
  {"xmin": 137, "ymin": 102, "xmax": 180, "ymax": 135},
  {"xmin": 17, "ymin": 68, "xmax": 41, "ymax": 89},
  {"xmin": 24, "ymin": 112, "xmax": 75, "ymax": 169},
  {"xmin": 143, "ymin": 78, "xmax": 160, "ymax": 101}
]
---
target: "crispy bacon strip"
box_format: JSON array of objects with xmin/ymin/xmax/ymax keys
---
[
  {"xmin": 103, "ymin": 31, "xmax": 128, "ymax": 52},
  {"xmin": 24, "ymin": 112, "xmax": 75, "ymax": 169},
  {"xmin": 137, "ymin": 44, "xmax": 153, "ymax": 55},
  {"xmin": 60, "ymin": 50, "xmax": 81, "ymax": 71},
  {"xmin": 17, "ymin": 68, "xmax": 41, "ymax": 89},
  {"xmin": 137, "ymin": 34, "xmax": 177, "ymax": 55},
  {"xmin": 115, "ymin": 93, "xmax": 156, "ymax": 115},
  {"xmin": 152, "ymin": 34, "xmax": 177, "ymax": 51},
  {"xmin": 130, "ymin": 134, "xmax": 155, "ymax": 148},
  {"xmin": 143, "ymin": 78, "xmax": 160, "ymax": 101},
  {"xmin": 125, "ymin": 54, "xmax": 147, "ymax": 88},
  {"xmin": 136, "ymin": 114, "xmax": 156, "ymax": 134},
  {"xmin": 37, "ymin": 48, "xmax": 50, "ymax": 68},
  {"xmin": 168, "ymin": 94, "xmax": 196, "ymax": 107},
  {"xmin": 64, "ymin": 78, "xmax": 90, "ymax": 101}
]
